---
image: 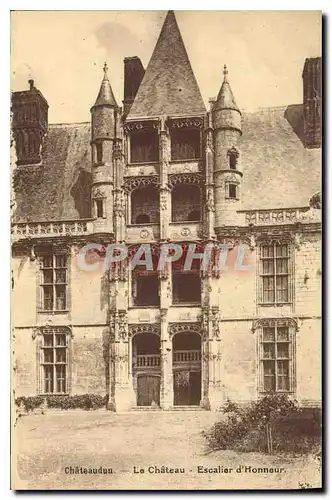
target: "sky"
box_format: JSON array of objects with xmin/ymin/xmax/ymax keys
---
[{"xmin": 11, "ymin": 10, "xmax": 321, "ymax": 124}]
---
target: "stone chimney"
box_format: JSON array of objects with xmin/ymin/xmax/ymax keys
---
[
  {"xmin": 123, "ymin": 56, "xmax": 145, "ymax": 117},
  {"xmin": 302, "ymin": 57, "xmax": 321, "ymax": 148},
  {"xmin": 11, "ymin": 80, "xmax": 48, "ymax": 165}
]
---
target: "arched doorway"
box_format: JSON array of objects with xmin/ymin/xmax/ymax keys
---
[
  {"xmin": 172, "ymin": 332, "xmax": 201, "ymax": 406},
  {"xmin": 132, "ymin": 333, "xmax": 160, "ymax": 406}
]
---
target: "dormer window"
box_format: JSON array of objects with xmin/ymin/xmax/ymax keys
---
[{"xmin": 227, "ymin": 147, "xmax": 239, "ymax": 170}]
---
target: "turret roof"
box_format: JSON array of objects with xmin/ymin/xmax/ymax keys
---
[
  {"xmin": 93, "ymin": 63, "xmax": 118, "ymax": 108},
  {"xmin": 213, "ymin": 65, "xmax": 240, "ymax": 112}
]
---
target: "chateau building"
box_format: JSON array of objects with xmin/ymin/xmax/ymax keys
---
[{"xmin": 11, "ymin": 11, "xmax": 321, "ymax": 410}]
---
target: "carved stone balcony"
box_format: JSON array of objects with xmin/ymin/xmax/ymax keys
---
[
  {"xmin": 173, "ymin": 350, "xmax": 201, "ymax": 365},
  {"xmin": 126, "ymin": 224, "xmax": 160, "ymax": 243},
  {"xmin": 241, "ymin": 207, "xmax": 321, "ymax": 226},
  {"xmin": 11, "ymin": 219, "xmax": 94, "ymax": 241},
  {"xmin": 134, "ymin": 354, "xmax": 160, "ymax": 369},
  {"xmin": 168, "ymin": 222, "xmax": 201, "ymax": 241}
]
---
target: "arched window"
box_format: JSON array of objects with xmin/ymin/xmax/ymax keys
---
[
  {"xmin": 131, "ymin": 185, "xmax": 159, "ymax": 224},
  {"xmin": 171, "ymin": 184, "xmax": 201, "ymax": 222}
]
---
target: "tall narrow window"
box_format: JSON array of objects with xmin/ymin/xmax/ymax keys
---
[
  {"xmin": 40, "ymin": 254, "xmax": 68, "ymax": 311},
  {"xmin": 41, "ymin": 331, "xmax": 68, "ymax": 394},
  {"xmin": 260, "ymin": 243, "xmax": 290, "ymax": 304},
  {"xmin": 96, "ymin": 199, "xmax": 104, "ymax": 218},
  {"xmin": 228, "ymin": 184, "xmax": 237, "ymax": 199},
  {"xmin": 261, "ymin": 325, "xmax": 292, "ymax": 392},
  {"xmin": 96, "ymin": 143, "xmax": 103, "ymax": 164}
]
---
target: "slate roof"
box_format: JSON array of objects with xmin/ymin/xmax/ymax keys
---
[
  {"xmin": 11, "ymin": 104, "xmax": 321, "ymax": 222},
  {"xmin": 93, "ymin": 66, "xmax": 118, "ymax": 108},
  {"xmin": 12, "ymin": 123, "xmax": 92, "ymax": 223},
  {"xmin": 214, "ymin": 71, "xmax": 240, "ymax": 113},
  {"xmin": 240, "ymin": 105, "xmax": 321, "ymax": 210},
  {"xmin": 127, "ymin": 11, "xmax": 206, "ymax": 118}
]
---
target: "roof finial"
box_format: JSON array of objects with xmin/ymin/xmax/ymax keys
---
[
  {"xmin": 103, "ymin": 62, "xmax": 108, "ymax": 76},
  {"xmin": 223, "ymin": 64, "xmax": 228, "ymax": 82}
]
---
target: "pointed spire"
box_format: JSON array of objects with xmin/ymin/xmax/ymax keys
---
[
  {"xmin": 93, "ymin": 62, "xmax": 118, "ymax": 108},
  {"xmin": 214, "ymin": 65, "xmax": 240, "ymax": 112},
  {"xmin": 128, "ymin": 10, "xmax": 206, "ymax": 118}
]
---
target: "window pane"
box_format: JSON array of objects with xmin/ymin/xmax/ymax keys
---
[
  {"xmin": 263, "ymin": 343, "xmax": 275, "ymax": 359},
  {"xmin": 263, "ymin": 361, "xmax": 276, "ymax": 391},
  {"xmin": 55, "ymin": 269, "xmax": 66, "ymax": 283},
  {"xmin": 263, "ymin": 277, "xmax": 274, "ymax": 302},
  {"xmin": 276, "ymin": 245, "xmax": 288, "ymax": 257},
  {"xmin": 277, "ymin": 360, "xmax": 289, "ymax": 376},
  {"xmin": 56, "ymin": 348, "xmax": 66, "ymax": 363},
  {"xmin": 277, "ymin": 376, "xmax": 289, "ymax": 391},
  {"xmin": 55, "ymin": 286, "xmax": 66, "ymax": 310},
  {"xmin": 277, "ymin": 327, "xmax": 289, "ymax": 341},
  {"xmin": 43, "ymin": 349, "xmax": 54, "ymax": 363},
  {"xmin": 262, "ymin": 260, "xmax": 274, "ymax": 274},
  {"xmin": 263, "ymin": 327, "xmax": 275, "ymax": 341},
  {"xmin": 42, "ymin": 269, "xmax": 53, "ymax": 284},
  {"xmin": 56, "ymin": 365, "xmax": 66, "ymax": 393},
  {"xmin": 55, "ymin": 334, "xmax": 66, "ymax": 346},
  {"xmin": 43, "ymin": 286, "xmax": 53, "ymax": 310},
  {"xmin": 44, "ymin": 334, "xmax": 54, "ymax": 347},
  {"xmin": 44, "ymin": 365, "xmax": 53, "ymax": 393},
  {"xmin": 55, "ymin": 255, "xmax": 67, "ymax": 268},
  {"xmin": 277, "ymin": 343, "xmax": 289, "ymax": 359},
  {"xmin": 42, "ymin": 255, "xmax": 53, "ymax": 268},
  {"xmin": 262, "ymin": 245, "xmax": 274, "ymax": 258},
  {"xmin": 276, "ymin": 276, "xmax": 288, "ymax": 302},
  {"xmin": 276, "ymin": 258, "xmax": 288, "ymax": 274}
]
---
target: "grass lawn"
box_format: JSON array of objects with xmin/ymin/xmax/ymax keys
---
[{"xmin": 12, "ymin": 410, "xmax": 321, "ymax": 490}]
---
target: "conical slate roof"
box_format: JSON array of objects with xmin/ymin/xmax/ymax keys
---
[
  {"xmin": 93, "ymin": 63, "xmax": 118, "ymax": 108},
  {"xmin": 213, "ymin": 65, "xmax": 240, "ymax": 112},
  {"xmin": 127, "ymin": 11, "xmax": 206, "ymax": 118}
]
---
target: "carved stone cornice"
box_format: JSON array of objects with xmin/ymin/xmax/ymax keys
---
[
  {"xmin": 243, "ymin": 207, "xmax": 321, "ymax": 226},
  {"xmin": 128, "ymin": 323, "xmax": 161, "ymax": 338},
  {"xmin": 122, "ymin": 175, "xmax": 159, "ymax": 193},
  {"xmin": 168, "ymin": 172, "xmax": 202, "ymax": 188},
  {"xmin": 168, "ymin": 322, "xmax": 202, "ymax": 340},
  {"xmin": 167, "ymin": 117, "xmax": 204, "ymax": 129},
  {"xmin": 123, "ymin": 120, "xmax": 159, "ymax": 134},
  {"xmin": 32, "ymin": 325, "xmax": 73, "ymax": 340},
  {"xmin": 251, "ymin": 317, "xmax": 299, "ymax": 333}
]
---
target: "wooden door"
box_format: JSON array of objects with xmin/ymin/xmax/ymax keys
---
[
  {"xmin": 173, "ymin": 371, "xmax": 190, "ymax": 405},
  {"xmin": 137, "ymin": 375, "xmax": 160, "ymax": 406}
]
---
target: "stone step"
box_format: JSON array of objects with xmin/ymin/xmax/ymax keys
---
[{"xmin": 131, "ymin": 405, "xmax": 206, "ymax": 411}]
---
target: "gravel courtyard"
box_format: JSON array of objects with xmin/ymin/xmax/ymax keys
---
[{"xmin": 12, "ymin": 410, "xmax": 321, "ymax": 490}]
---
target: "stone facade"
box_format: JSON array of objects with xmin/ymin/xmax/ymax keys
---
[{"xmin": 11, "ymin": 11, "xmax": 321, "ymax": 410}]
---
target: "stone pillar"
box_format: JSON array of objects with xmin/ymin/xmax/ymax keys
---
[
  {"xmin": 203, "ymin": 115, "xmax": 216, "ymax": 240},
  {"xmin": 159, "ymin": 116, "xmax": 170, "ymax": 241},
  {"xmin": 160, "ymin": 309, "xmax": 173, "ymax": 409},
  {"xmin": 112, "ymin": 310, "xmax": 136, "ymax": 411}
]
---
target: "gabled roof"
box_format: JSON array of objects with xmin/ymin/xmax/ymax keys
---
[
  {"xmin": 93, "ymin": 63, "xmax": 118, "ymax": 108},
  {"xmin": 127, "ymin": 11, "xmax": 206, "ymax": 119}
]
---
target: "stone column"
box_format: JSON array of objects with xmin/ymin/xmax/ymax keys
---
[
  {"xmin": 203, "ymin": 114, "xmax": 216, "ymax": 240},
  {"xmin": 159, "ymin": 116, "xmax": 170, "ymax": 241}
]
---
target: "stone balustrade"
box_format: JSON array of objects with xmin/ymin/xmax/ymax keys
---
[{"xmin": 11, "ymin": 219, "xmax": 94, "ymax": 240}]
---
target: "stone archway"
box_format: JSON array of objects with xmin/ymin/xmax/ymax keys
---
[{"xmin": 172, "ymin": 331, "xmax": 202, "ymax": 406}]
